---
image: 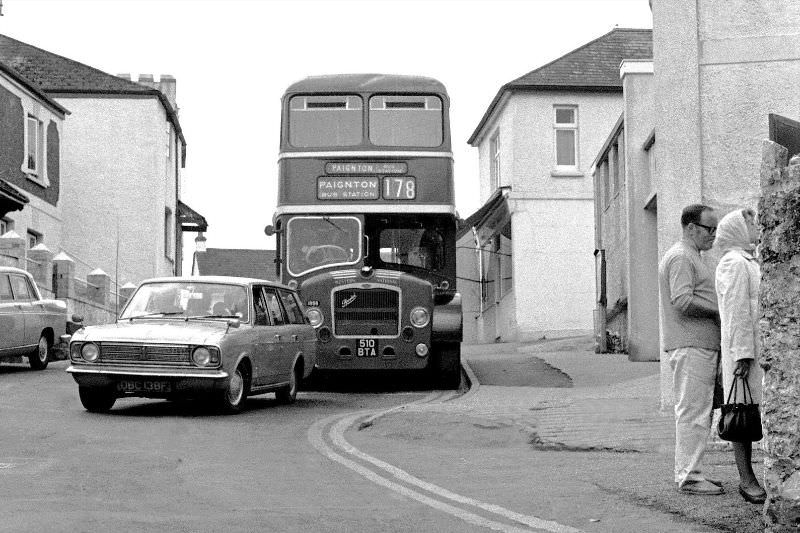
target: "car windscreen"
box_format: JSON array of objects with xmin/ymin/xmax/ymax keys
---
[
  {"xmin": 120, "ymin": 282, "xmax": 249, "ymax": 322},
  {"xmin": 289, "ymin": 95, "xmax": 362, "ymax": 148},
  {"xmin": 286, "ymin": 216, "xmax": 361, "ymax": 277},
  {"xmin": 369, "ymin": 95, "xmax": 442, "ymax": 147}
]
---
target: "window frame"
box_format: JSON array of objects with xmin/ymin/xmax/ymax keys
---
[
  {"xmin": 27, "ymin": 229, "xmax": 42, "ymax": 249},
  {"xmin": 489, "ymin": 130, "xmax": 501, "ymax": 190},
  {"xmin": 553, "ymin": 105, "xmax": 579, "ymax": 172},
  {"xmin": 0, "ymin": 217, "xmax": 12, "ymax": 236},
  {"xmin": 164, "ymin": 207, "xmax": 174, "ymax": 261},
  {"xmin": 23, "ymin": 114, "xmax": 48, "ymax": 186}
]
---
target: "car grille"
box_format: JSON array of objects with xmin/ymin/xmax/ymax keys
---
[
  {"xmin": 99, "ymin": 343, "xmax": 192, "ymax": 365},
  {"xmin": 333, "ymin": 287, "xmax": 399, "ymax": 336}
]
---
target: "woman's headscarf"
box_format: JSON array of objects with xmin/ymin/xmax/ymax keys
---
[{"xmin": 715, "ymin": 208, "xmax": 756, "ymax": 254}]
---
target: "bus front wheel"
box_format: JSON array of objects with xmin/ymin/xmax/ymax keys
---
[{"xmin": 433, "ymin": 342, "xmax": 461, "ymax": 390}]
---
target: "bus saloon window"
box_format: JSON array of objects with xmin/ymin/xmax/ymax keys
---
[
  {"xmin": 286, "ymin": 216, "xmax": 362, "ymax": 276},
  {"xmin": 368, "ymin": 95, "xmax": 442, "ymax": 147},
  {"xmin": 378, "ymin": 227, "xmax": 444, "ymax": 271},
  {"xmin": 289, "ymin": 95, "xmax": 362, "ymax": 148}
]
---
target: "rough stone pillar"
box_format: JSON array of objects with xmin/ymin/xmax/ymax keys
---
[
  {"xmin": 0, "ymin": 230, "xmax": 26, "ymax": 268},
  {"xmin": 119, "ymin": 282, "xmax": 137, "ymax": 309},
  {"xmin": 759, "ymin": 140, "xmax": 800, "ymax": 531},
  {"xmin": 27, "ymin": 244, "xmax": 53, "ymax": 292},
  {"xmin": 52, "ymin": 252, "xmax": 74, "ymax": 299},
  {"xmin": 87, "ymin": 268, "xmax": 110, "ymax": 306}
]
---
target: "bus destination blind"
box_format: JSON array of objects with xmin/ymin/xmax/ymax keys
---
[{"xmin": 317, "ymin": 176, "xmax": 416, "ymax": 200}]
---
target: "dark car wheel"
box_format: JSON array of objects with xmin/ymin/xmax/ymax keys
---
[
  {"xmin": 79, "ymin": 386, "xmax": 116, "ymax": 413},
  {"xmin": 28, "ymin": 334, "xmax": 50, "ymax": 370},
  {"xmin": 275, "ymin": 361, "xmax": 301, "ymax": 405},
  {"xmin": 217, "ymin": 363, "xmax": 249, "ymax": 414}
]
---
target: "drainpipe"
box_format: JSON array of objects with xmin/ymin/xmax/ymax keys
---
[
  {"xmin": 594, "ymin": 248, "xmax": 607, "ymax": 353},
  {"xmin": 472, "ymin": 227, "xmax": 484, "ymax": 316}
]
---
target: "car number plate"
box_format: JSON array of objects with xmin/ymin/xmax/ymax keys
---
[
  {"xmin": 356, "ymin": 339, "xmax": 378, "ymax": 357},
  {"xmin": 117, "ymin": 380, "xmax": 172, "ymax": 393}
]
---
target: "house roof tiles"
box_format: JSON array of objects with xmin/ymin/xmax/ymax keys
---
[
  {"xmin": 468, "ymin": 28, "xmax": 653, "ymax": 145},
  {"xmin": 0, "ymin": 33, "xmax": 185, "ymax": 144}
]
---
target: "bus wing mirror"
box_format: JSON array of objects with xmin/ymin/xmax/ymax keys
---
[{"xmin": 264, "ymin": 225, "xmax": 281, "ymax": 236}]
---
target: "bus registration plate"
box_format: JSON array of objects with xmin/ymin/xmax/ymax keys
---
[{"xmin": 357, "ymin": 339, "xmax": 378, "ymax": 357}]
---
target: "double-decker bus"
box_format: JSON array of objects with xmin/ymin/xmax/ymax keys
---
[{"xmin": 265, "ymin": 74, "xmax": 462, "ymax": 388}]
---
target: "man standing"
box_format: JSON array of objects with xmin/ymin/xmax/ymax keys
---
[{"xmin": 658, "ymin": 204, "xmax": 723, "ymax": 495}]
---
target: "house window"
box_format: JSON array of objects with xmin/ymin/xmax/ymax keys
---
[
  {"xmin": 490, "ymin": 131, "xmax": 501, "ymax": 190},
  {"xmin": 27, "ymin": 229, "xmax": 42, "ymax": 249},
  {"xmin": 164, "ymin": 207, "xmax": 173, "ymax": 260},
  {"xmin": 0, "ymin": 218, "xmax": 12, "ymax": 235},
  {"xmin": 554, "ymin": 106, "xmax": 578, "ymax": 169},
  {"xmin": 25, "ymin": 115, "xmax": 45, "ymax": 178}
]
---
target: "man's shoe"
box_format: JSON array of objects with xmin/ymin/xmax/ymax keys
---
[
  {"xmin": 738, "ymin": 485, "xmax": 766, "ymax": 504},
  {"xmin": 679, "ymin": 480, "xmax": 724, "ymax": 495},
  {"xmin": 705, "ymin": 477, "xmax": 723, "ymax": 487}
]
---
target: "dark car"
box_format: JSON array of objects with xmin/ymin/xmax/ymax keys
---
[{"xmin": 66, "ymin": 276, "xmax": 316, "ymax": 413}]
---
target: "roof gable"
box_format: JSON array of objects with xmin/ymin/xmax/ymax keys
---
[{"xmin": 468, "ymin": 28, "xmax": 652, "ymax": 145}]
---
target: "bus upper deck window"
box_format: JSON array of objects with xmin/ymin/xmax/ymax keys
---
[
  {"xmin": 369, "ymin": 95, "xmax": 443, "ymax": 147},
  {"xmin": 289, "ymin": 95, "xmax": 362, "ymax": 147}
]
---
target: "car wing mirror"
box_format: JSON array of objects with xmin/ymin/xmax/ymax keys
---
[
  {"xmin": 71, "ymin": 314, "xmax": 84, "ymax": 323},
  {"xmin": 226, "ymin": 318, "xmax": 240, "ymax": 329}
]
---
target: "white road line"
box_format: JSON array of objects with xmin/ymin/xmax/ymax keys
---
[
  {"xmin": 329, "ymin": 413, "xmax": 583, "ymax": 533},
  {"xmin": 309, "ymin": 413, "xmax": 535, "ymax": 533}
]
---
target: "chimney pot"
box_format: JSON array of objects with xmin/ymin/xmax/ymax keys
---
[
  {"xmin": 138, "ymin": 74, "xmax": 154, "ymax": 83},
  {"xmin": 117, "ymin": 73, "xmax": 131, "ymax": 80}
]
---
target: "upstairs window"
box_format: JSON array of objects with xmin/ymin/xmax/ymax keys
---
[
  {"xmin": 25, "ymin": 115, "xmax": 45, "ymax": 181},
  {"xmin": 289, "ymin": 95, "xmax": 362, "ymax": 148},
  {"xmin": 554, "ymin": 106, "xmax": 578, "ymax": 169},
  {"xmin": 369, "ymin": 95, "xmax": 442, "ymax": 147},
  {"xmin": 490, "ymin": 131, "xmax": 501, "ymax": 190}
]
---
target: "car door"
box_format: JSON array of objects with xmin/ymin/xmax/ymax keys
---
[
  {"xmin": 251, "ymin": 285, "xmax": 279, "ymax": 386},
  {"xmin": 278, "ymin": 289, "xmax": 315, "ymax": 372},
  {"xmin": 263, "ymin": 288, "xmax": 295, "ymax": 383},
  {"xmin": 9, "ymin": 274, "xmax": 36, "ymax": 349},
  {"xmin": 0, "ymin": 273, "xmax": 23, "ymax": 354}
]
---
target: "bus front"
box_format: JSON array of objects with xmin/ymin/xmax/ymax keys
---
[{"xmin": 269, "ymin": 75, "xmax": 462, "ymax": 388}]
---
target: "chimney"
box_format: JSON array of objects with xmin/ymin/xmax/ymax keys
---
[
  {"xmin": 158, "ymin": 74, "xmax": 177, "ymax": 112},
  {"xmin": 137, "ymin": 74, "xmax": 156, "ymax": 90},
  {"xmin": 117, "ymin": 73, "xmax": 131, "ymax": 80}
]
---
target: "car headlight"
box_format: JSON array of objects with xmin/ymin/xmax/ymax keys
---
[
  {"xmin": 81, "ymin": 343, "xmax": 100, "ymax": 362},
  {"xmin": 306, "ymin": 308, "xmax": 323, "ymax": 327},
  {"xmin": 410, "ymin": 307, "xmax": 430, "ymax": 328},
  {"xmin": 192, "ymin": 347, "xmax": 212, "ymax": 366}
]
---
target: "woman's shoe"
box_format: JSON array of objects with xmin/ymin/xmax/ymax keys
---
[{"xmin": 738, "ymin": 485, "xmax": 766, "ymax": 504}]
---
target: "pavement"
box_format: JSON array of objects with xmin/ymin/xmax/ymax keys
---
[{"xmin": 362, "ymin": 336, "xmax": 765, "ymax": 532}]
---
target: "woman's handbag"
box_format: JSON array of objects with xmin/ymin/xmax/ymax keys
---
[{"xmin": 718, "ymin": 376, "xmax": 763, "ymax": 442}]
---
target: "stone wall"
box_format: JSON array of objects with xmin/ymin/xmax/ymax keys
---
[{"xmin": 759, "ymin": 140, "xmax": 800, "ymax": 531}]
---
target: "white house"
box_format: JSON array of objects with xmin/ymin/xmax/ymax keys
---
[
  {"xmin": 0, "ymin": 34, "xmax": 206, "ymax": 293},
  {"xmin": 461, "ymin": 28, "xmax": 653, "ymax": 344}
]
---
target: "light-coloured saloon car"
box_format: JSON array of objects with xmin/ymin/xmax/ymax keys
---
[
  {"xmin": 66, "ymin": 276, "xmax": 316, "ymax": 414},
  {"xmin": 0, "ymin": 266, "xmax": 68, "ymax": 369}
]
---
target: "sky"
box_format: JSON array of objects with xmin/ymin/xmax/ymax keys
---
[{"xmin": 0, "ymin": 0, "xmax": 653, "ymax": 273}]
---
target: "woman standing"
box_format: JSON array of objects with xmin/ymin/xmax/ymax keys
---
[{"xmin": 715, "ymin": 208, "xmax": 766, "ymax": 504}]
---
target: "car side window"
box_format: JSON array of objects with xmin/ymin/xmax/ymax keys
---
[
  {"xmin": 264, "ymin": 289, "xmax": 286, "ymax": 326},
  {"xmin": 10, "ymin": 275, "xmax": 33, "ymax": 301},
  {"xmin": 253, "ymin": 286, "xmax": 270, "ymax": 326},
  {"xmin": 279, "ymin": 290, "xmax": 306, "ymax": 325},
  {"xmin": 0, "ymin": 275, "xmax": 12, "ymax": 302}
]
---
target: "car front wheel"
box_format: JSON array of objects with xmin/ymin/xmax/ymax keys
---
[
  {"xmin": 28, "ymin": 334, "xmax": 50, "ymax": 370},
  {"xmin": 79, "ymin": 386, "xmax": 116, "ymax": 413},
  {"xmin": 217, "ymin": 363, "xmax": 249, "ymax": 414}
]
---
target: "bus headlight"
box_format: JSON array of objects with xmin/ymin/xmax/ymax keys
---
[
  {"xmin": 306, "ymin": 308, "xmax": 323, "ymax": 327},
  {"xmin": 410, "ymin": 307, "xmax": 430, "ymax": 328},
  {"xmin": 81, "ymin": 343, "xmax": 100, "ymax": 362}
]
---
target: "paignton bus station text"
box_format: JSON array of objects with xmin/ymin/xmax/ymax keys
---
[{"xmin": 318, "ymin": 177, "xmax": 380, "ymax": 200}]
